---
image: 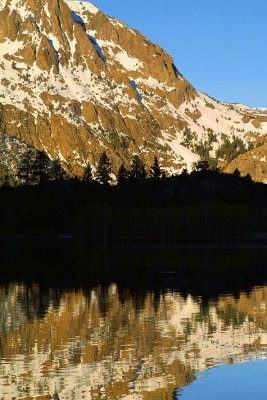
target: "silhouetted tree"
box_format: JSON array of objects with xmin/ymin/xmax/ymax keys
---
[
  {"xmin": 195, "ymin": 160, "xmax": 209, "ymax": 172},
  {"xmin": 130, "ymin": 155, "xmax": 147, "ymax": 181},
  {"xmin": 117, "ymin": 163, "xmax": 128, "ymax": 185},
  {"xmin": 179, "ymin": 167, "xmax": 189, "ymax": 182},
  {"xmin": 31, "ymin": 151, "xmax": 51, "ymax": 185},
  {"xmin": 181, "ymin": 168, "xmax": 188, "ymax": 175},
  {"xmin": 150, "ymin": 157, "xmax": 165, "ymax": 179},
  {"xmin": 17, "ymin": 148, "xmax": 36, "ymax": 186},
  {"xmin": 50, "ymin": 159, "xmax": 67, "ymax": 182},
  {"xmin": 82, "ymin": 163, "xmax": 93, "ymax": 182},
  {"xmin": 1, "ymin": 167, "xmax": 10, "ymax": 187},
  {"xmin": 96, "ymin": 151, "xmax": 112, "ymax": 185},
  {"xmin": 0, "ymin": 162, "xmax": 9, "ymax": 186},
  {"xmin": 243, "ymin": 173, "xmax": 252, "ymax": 182},
  {"xmin": 233, "ymin": 168, "xmax": 241, "ymax": 178}
]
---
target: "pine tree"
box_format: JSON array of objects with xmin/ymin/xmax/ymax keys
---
[
  {"xmin": 0, "ymin": 162, "xmax": 7, "ymax": 186},
  {"xmin": 50, "ymin": 159, "xmax": 67, "ymax": 182},
  {"xmin": 195, "ymin": 160, "xmax": 209, "ymax": 172},
  {"xmin": 233, "ymin": 168, "xmax": 241, "ymax": 178},
  {"xmin": 117, "ymin": 163, "xmax": 128, "ymax": 185},
  {"xmin": 96, "ymin": 152, "xmax": 112, "ymax": 185},
  {"xmin": 180, "ymin": 167, "xmax": 189, "ymax": 182},
  {"xmin": 150, "ymin": 156, "xmax": 165, "ymax": 180},
  {"xmin": 244, "ymin": 173, "xmax": 252, "ymax": 182},
  {"xmin": 181, "ymin": 168, "xmax": 188, "ymax": 175},
  {"xmin": 17, "ymin": 148, "xmax": 36, "ymax": 186},
  {"xmin": 31, "ymin": 151, "xmax": 51, "ymax": 185},
  {"xmin": 82, "ymin": 163, "xmax": 93, "ymax": 182},
  {"xmin": 2, "ymin": 168, "xmax": 11, "ymax": 186},
  {"xmin": 130, "ymin": 155, "xmax": 147, "ymax": 181}
]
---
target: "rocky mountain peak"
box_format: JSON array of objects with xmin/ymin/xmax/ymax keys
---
[{"xmin": 0, "ymin": 0, "xmax": 267, "ymax": 180}]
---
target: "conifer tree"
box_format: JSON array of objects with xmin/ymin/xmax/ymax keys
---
[
  {"xmin": 0, "ymin": 162, "xmax": 7, "ymax": 186},
  {"xmin": 96, "ymin": 151, "xmax": 112, "ymax": 185},
  {"xmin": 17, "ymin": 148, "xmax": 36, "ymax": 186},
  {"xmin": 130, "ymin": 155, "xmax": 147, "ymax": 181},
  {"xmin": 180, "ymin": 167, "xmax": 189, "ymax": 182},
  {"xmin": 117, "ymin": 163, "xmax": 128, "ymax": 185},
  {"xmin": 150, "ymin": 156, "xmax": 165, "ymax": 180},
  {"xmin": 31, "ymin": 151, "xmax": 50, "ymax": 185},
  {"xmin": 2, "ymin": 168, "xmax": 11, "ymax": 186},
  {"xmin": 50, "ymin": 159, "xmax": 67, "ymax": 182},
  {"xmin": 195, "ymin": 160, "xmax": 209, "ymax": 172},
  {"xmin": 244, "ymin": 173, "xmax": 252, "ymax": 182},
  {"xmin": 233, "ymin": 168, "xmax": 241, "ymax": 178},
  {"xmin": 181, "ymin": 168, "xmax": 188, "ymax": 175},
  {"xmin": 82, "ymin": 163, "xmax": 93, "ymax": 182}
]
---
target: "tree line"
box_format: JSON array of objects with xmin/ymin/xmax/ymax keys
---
[
  {"xmin": 0, "ymin": 144, "xmax": 265, "ymax": 238},
  {"xmin": 88, "ymin": 152, "xmax": 166, "ymax": 185},
  {"xmin": 0, "ymin": 149, "xmax": 169, "ymax": 187},
  {"xmin": 0, "ymin": 148, "xmax": 67, "ymax": 187},
  {"xmin": 2, "ymin": 144, "xmax": 245, "ymax": 188}
]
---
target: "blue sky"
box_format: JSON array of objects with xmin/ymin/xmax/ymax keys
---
[{"xmin": 88, "ymin": 0, "xmax": 267, "ymax": 107}]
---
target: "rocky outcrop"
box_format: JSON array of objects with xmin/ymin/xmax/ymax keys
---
[
  {"xmin": 0, "ymin": 0, "xmax": 267, "ymax": 177},
  {"xmin": 224, "ymin": 145, "xmax": 267, "ymax": 183}
]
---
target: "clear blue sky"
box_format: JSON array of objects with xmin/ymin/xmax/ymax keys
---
[{"xmin": 88, "ymin": 0, "xmax": 267, "ymax": 107}]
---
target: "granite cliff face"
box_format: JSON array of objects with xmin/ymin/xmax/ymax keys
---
[
  {"xmin": 0, "ymin": 0, "xmax": 266, "ymax": 178},
  {"xmin": 224, "ymin": 144, "xmax": 267, "ymax": 181}
]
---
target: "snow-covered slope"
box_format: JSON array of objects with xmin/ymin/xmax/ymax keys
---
[{"xmin": 0, "ymin": 0, "xmax": 266, "ymax": 178}]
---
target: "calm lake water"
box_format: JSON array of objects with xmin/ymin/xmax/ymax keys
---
[{"xmin": 0, "ymin": 241, "xmax": 267, "ymax": 399}]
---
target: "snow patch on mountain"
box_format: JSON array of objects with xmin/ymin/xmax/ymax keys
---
[
  {"xmin": 0, "ymin": 0, "xmax": 266, "ymax": 178},
  {"xmin": 64, "ymin": 0, "xmax": 99, "ymax": 16},
  {"xmin": 136, "ymin": 76, "xmax": 179, "ymax": 92},
  {"xmin": 114, "ymin": 50, "xmax": 143, "ymax": 71},
  {"xmin": 6, "ymin": 0, "xmax": 34, "ymax": 19},
  {"xmin": 180, "ymin": 91, "xmax": 264, "ymax": 137}
]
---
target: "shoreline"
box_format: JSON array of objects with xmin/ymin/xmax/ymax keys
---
[{"xmin": 1, "ymin": 233, "xmax": 267, "ymax": 246}]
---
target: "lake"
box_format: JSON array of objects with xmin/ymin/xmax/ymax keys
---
[{"xmin": 0, "ymin": 240, "xmax": 267, "ymax": 399}]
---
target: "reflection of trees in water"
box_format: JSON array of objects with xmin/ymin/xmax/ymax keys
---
[
  {"xmin": 0, "ymin": 283, "xmax": 267, "ymax": 399},
  {"xmin": 0, "ymin": 284, "xmax": 62, "ymax": 336},
  {"xmin": 0, "ymin": 241, "xmax": 266, "ymax": 399}
]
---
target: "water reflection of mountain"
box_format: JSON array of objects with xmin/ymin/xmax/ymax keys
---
[
  {"xmin": 0, "ymin": 241, "xmax": 267, "ymax": 399},
  {"xmin": 0, "ymin": 282, "xmax": 267, "ymax": 400}
]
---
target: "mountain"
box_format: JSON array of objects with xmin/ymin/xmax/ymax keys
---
[
  {"xmin": 0, "ymin": 0, "xmax": 267, "ymax": 180},
  {"xmin": 225, "ymin": 143, "xmax": 267, "ymax": 182}
]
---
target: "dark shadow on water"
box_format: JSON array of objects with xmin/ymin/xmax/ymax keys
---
[{"xmin": 1, "ymin": 239, "xmax": 267, "ymax": 297}]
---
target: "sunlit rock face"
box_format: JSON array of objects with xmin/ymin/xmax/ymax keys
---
[
  {"xmin": 224, "ymin": 144, "xmax": 267, "ymax": 183},
  {"xmin": 0, "ymin": 0, "xmax": 267, "ymax": 178},
  {"xmin": 0, "ymin": 283, "xmax": 267, "ymax": 399}
]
